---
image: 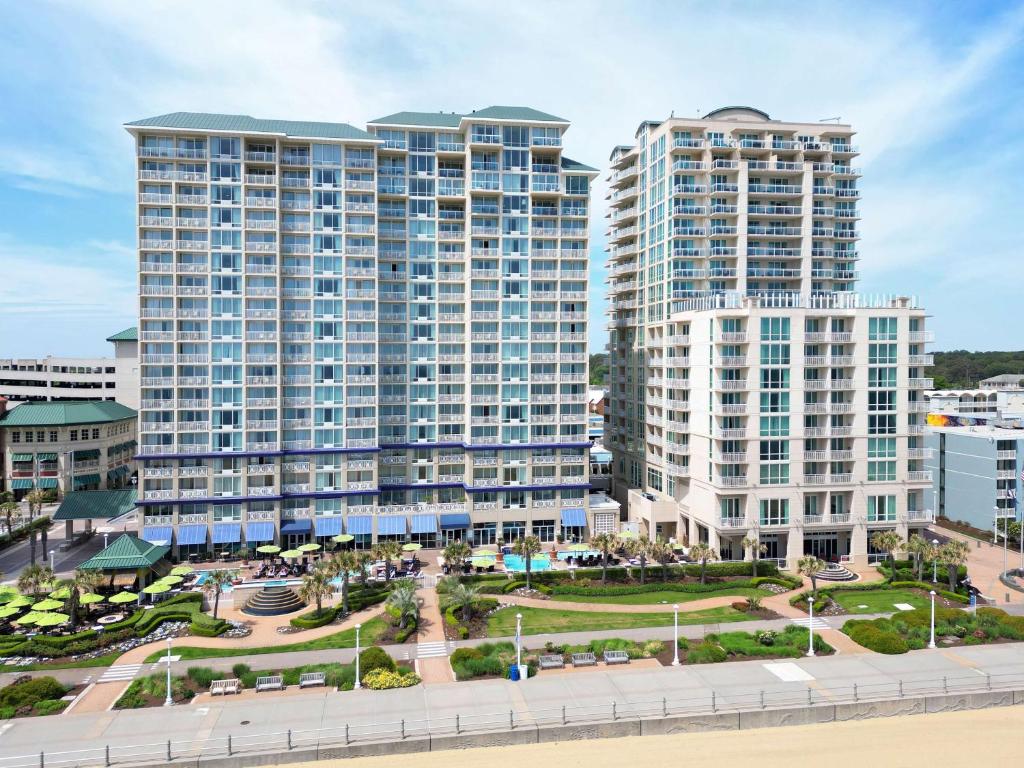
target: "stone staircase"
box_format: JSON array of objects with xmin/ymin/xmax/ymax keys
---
[
  {"xmin": 241, "ymin": 585, "xmax": 306, "ymax": 616},
  {"xmin": 815, "ymin": 563, "xmax": 857, "ymax": 582}
]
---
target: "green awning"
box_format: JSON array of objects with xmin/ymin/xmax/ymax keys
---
[
  {"xmin": 36, "ymin": 453, "xmax": 57, "ymax": 461},
  {"xmin": 10, "ymin": 454, "xmax": 32, "ymax": 463},
  {"xmin": 73, "ymin": 449, "xmax": 101, "ymax": 460},
  {"xmin": 74, "ymin": 474, "xmax": 101, "ymax": 488},
  {"xmin": 37, "ymin": 478, "xmax": 58, "ymax": 489},
  {"xmin": 10, "ymin": 479, "xmax": 33, "ymax": 490},
  {"xmin": 54, "ymin": 489, "xmax": 137, "ymax": 521}
]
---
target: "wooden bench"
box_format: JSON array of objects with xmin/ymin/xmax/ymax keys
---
[
  {"xmin": 538, "ymin": 654, "xmax": 565, "ymax": 670},
  {"xmin": 299, "ymin": 672, "xmax": 326, "ymax": 688},
  {"xmin": 255, "ymin": 675, "xmax": 283, "ymax": 692},
  {"xmin": 603, "ymin": 650, "xmax": 630, "ymax": 665},
  {"xmin": 210, "ymin": 679, "xmax": 241, "ymax": 696},
  {"xmin": 570, "ymin": 652, "xmax": 597, "ymax": 667}
]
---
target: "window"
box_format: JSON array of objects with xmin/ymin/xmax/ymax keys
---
[
  {"xmin": 867, "ymin": 495, "xmax": 896, "ymax": 522},
  {"xmin": 759, "ymin": 498, "xmax": 789, "ymax": 525},
  {"xmin": 10, "ymin": 432, "xmax": 19, "ymax": 443},
  {"xmin": 868, "ymin": 461, "xmax": 896, "ymax": 482},
  {"xmin": 868, "ymin": 343, "xmax": 897, "ymax": 364},
  {"xmin": 868, "ymin": 367, "xmax": 896, "ymax": 388},
  {"xmin": 69, "ymin": 430, "xmax": 77, "ymax": 441},
  {"xmin": 760, "ymin": 369, "xmax": 790, "ymax": 389},
  {"xmin": 760, "ymin": 463, "xmax": 789, "ymax": 484},
  {"xmin": 760, "ymin": 343, "xmax": 790, "ymax": 366},
  {"xmin": 760, "ymin": 392, "xmax": 789, "ymax": 413},
  {"xmin": 760, "ymin": 317, "xmax": 790, "ymax": 341},
  {"xmin": 868, "ymin": 391, "xmax": 896, "ymax": 411},
  {"xmin": 868, "ymin": 414, "xmax": 896, "ymax": 434},
  {"xmin": 759, "ymin": 440, "xmax": 789, "ymax": 461},
  {"xmin": 720, "ymin": 497, "xmax": 743, "ymax": 521},
  {"xmin": 759, "ymin": 415, "xmax": 789, "ymax": 436},
  {"xmin": 868, "ymin": 438, "xmax": 896, "ymax": 458},
  {"xmin": 869, "ymin": 317, "xmax": 897, "ymax": 341}
]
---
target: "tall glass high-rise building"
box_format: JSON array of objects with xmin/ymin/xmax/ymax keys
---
[
  {"xmin": 126, "ymin": 107, "xmax": 605, "ymax": 556},
  {"xmin": 605, "ymin": 107, "xmax": 933, "ymax": 569}
]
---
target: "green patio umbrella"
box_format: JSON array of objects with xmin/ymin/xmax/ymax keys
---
[
  {"xmin": 48, "ymin": 586, "xmax": 72, "ymax": 600},
  {"xmin": 0, "ymin": 588, "xmax": 18, "ymax": 604},
  {"xmin": 80, "ymin": 593, "xmax": 104, "ymax": 605},
  {"xmin": 0, "ymin": 606, "xmax": 22, "ymax": 619},
  {"xmin": 33, "ymin": 612, "xmax": 69, "ymax": 628},
  {"xmin": 567, "ymin": 543, "xmax": 591, "ymax": 553},
  {"xmin": 297, "ymin": 543, "xmax": 321, "ymax": 552},
  {"xmin": 108, "ymin": 591, "xmax": 138, "ymax": 604},
  {"xmin": 473, "ymin": 547, "xmax": 498, "ymax": 556},
  {"xmin": 13, "ymin": 611, "xmax": 45, "ymax": 626},
  {"xmin": 331, "ymin": 534, "xmax": 354, "ymax": 543},
  {"xmin": 401, "ymin": 543, "xmax": 422, "ymax": 552},
  {"xmin": 32, "ymin": 599, "xmax": 64, "ymax": 612},
  {"xmin": 170, "ymin": 565, "xmax": 194, "ymax": 576},
  {"xmin": 157, "ymin": 575, "xmax": 184, "ymax": 586},
  {"xmin": 470, "ymin": 555, "xmax": 497, "ymax": 568},
  {"xmin": 6, "ymin": 596, "xmax": 34, "ymax": 609},
  {"xmin": 142, "ymin": 582, "xmax": 171, "ymax": 595},
  {"xmin": 617, "ymin": 530, "xmax": 638, "ymax": 540},
  {"xmin": 280, "ymin": 549, "xmax": 302, "ymax": 559},
  {"xmin": 256, "ymin": 544, "xmax": 281, "ymax": 554}
]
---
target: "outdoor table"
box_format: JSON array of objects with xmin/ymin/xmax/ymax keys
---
[{"xmin": 97, "ymin": 614, "xmax": 125, "ymax": 625}]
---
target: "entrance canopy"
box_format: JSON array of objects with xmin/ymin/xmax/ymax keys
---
[{"xmin": 53, "ymin": 490, "xmax": 137, "ymax": 521}]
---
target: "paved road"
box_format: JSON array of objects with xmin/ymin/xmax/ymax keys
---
[{"xmin": 0, "ymin": 641, "xmax": 1022, "ymax": 765}]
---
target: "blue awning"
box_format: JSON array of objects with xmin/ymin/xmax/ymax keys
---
[
  {"xmin": 346, "ymin": 515, "xmax": 372, "ymax": 535},
  {"xmin": 377, "ymin": 516, "xmax": 406, "ymax": 536},
  {"xmin": 141, "ymin": 526, "xmax": 173, "ymax": 545},
  {"xmin": 280, "ymin": 518, "xmax": 312, "ymax": 535},
  {"xmin": 560, "ymin": 508, "xmax": 587, "ymax": 527},
  {"xmin": 411, "ymin": 514, "xmax": 437, "ymax": 534},
  {"xmin": 178, "ymin": 524, "xmax": 208, "ymax": 546},
  {"xmin": 314, "ymin": 516, "xmax": 343, "ymax": 537},
  {"xmin": 440, "ymin": 513, "xmax": 471, "ymax": 530},
  {"xmin": 212, "ymin": 523, "xmax": 241, "ymax": 544},
  {"xmin": 245, "ymin": 521, "xmax": 275, "ymax": 542}
]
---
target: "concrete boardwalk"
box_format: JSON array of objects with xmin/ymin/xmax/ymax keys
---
[{"xmin": 2, "ymin": 642, "xmax": 1023, "ymax": 764}]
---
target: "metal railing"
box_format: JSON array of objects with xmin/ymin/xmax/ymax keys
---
[{"xmin": 7, "ymin": 669, "xmax": 1023, "ymax": 767}]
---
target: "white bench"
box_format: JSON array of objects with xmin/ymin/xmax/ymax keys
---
[
  {"xmin": 570, "ymin": 652, "xmax": 597, "ymax": 667},
  {"xmin": 210, "ymin": 679, "xmax": 241, "ymax": 696},
  {"xmin": 255, "ymin": 675, "xmax": 283, "ymax": 692},
  {"xmin": 538, "ymin": 654, "xmax": 565, "ymax": 670},
  {"xmin": 603, "ymin": 650, "xmax": 630, "ymax": 665},
  {"xmin": 299, "ymin": 672, "xmax": 326, "ymax": 688}
]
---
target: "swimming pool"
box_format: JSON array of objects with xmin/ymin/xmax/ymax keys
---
[{"xmin": 502, "ymin": 554, "xmax": 552, "ymax": 572}]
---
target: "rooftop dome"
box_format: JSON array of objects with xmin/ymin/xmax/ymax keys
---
[{"xmin": 701, "ymin": 106, "xmax": 771, "ymax": 122}]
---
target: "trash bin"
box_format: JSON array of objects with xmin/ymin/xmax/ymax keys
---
[{"xmin": 508, "ymin": 664, "xmax": 520, "ymax": 681}]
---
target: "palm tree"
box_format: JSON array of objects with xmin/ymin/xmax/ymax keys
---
[
  {"xmin": 354, "ymin": 551, "xmax": 373, "ymax": 584},
  {"xmin": 0, "ymin": 501, "xmax": 17, "ymax": 537},
  {"xmin": 299, "ymin": 566, "xmax": 334, "ymax": 618},
  {"xmin": 17, "ymin": 563, "xmax": 54, "ymax": 598},
  {"xmin": 447, "ymin": 582, "xmax": 481, "ymax": 623},
  {"xmin": 870, "ymin": 530, "xmax": 905, "ymax": 582},
  {"xmin": 937, "ymin": 539, "xmax": 970, "ymax": 593},
  {"xmin": 649, "ymin": 538, "xmax": 674, "ymax": 581},
  {"xmin": 797, "ymin": 555, "xmax": 826, "ymax": 595},
  {"xmin": 25, "ymin": 489, "xmax": 47, "ymax": 566},
  {"xmin": 324, "ymin": 550, "xmax": 358, "ymax": 615},
  {"xmin": 591, "ymin": 532, "xmax": 619, "ymax": 585},
  {"xmin": 373, "ymin": 540, "xmax": 402, "ymax": 583},
  {"xmin": 202, "ymin": 569, "xmax": 233, "ymax": 619},
  {"xmin": 905, "ymin": 534, "xmax": 931, "ymax": 582},
  {"xmin": 61, "ymin": 569, "xmax": 104, "ymax": 629},
  {"xmin": 510, "ymin": 535, "xmax": 543, "ymax": 591},
  {"xmin": 741, "ymin": 535, "xmax": 768, "ymax": 577},
  {"xmin": 386, "ymin": 580, "xmax": 419, "ymax": 629},
  {"xmin": 688, "ymin": 542, "xmax": 718, "ymax": 584},
  {"xmin": 624, "ymin": 535, "xmax": 652, "ymax": 584},
  {"xmin": 442, "ymin": 541, "xmax": 472, "ymax": 579}
]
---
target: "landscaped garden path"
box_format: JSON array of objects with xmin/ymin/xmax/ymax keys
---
[{"xmin": 497, "ymin": 591, "xmax": 746, "ymax": 614}]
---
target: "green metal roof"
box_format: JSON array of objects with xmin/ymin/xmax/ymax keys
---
[
  {"xmin": 126, "ymin": 112, "xmax": 376, "ymax": 141},
  {"xmin": 106, "ymin": 327, "xmax": 137, "ymax": 342},
  {"xmin": 561, "ymin": 156, "xmax": 598, "ymax": 172},
  {"xmin": 78, "ymin": 533, "xmax": 168, "ymax": 571},
  {"xmin": 0, "ymin": 401, "xmax": 136, "ymax": 427},
  {"xmin": 368, "ymin": 106, "xmax": 567, "ymax": 127},
  {"xmin": 54, "ymin": 490, "xmax": 137, "ymax": 521}
]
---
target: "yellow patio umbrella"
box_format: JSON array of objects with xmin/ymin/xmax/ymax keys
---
[
  {"xmin": 33, "ymin": 612, "xmax": 69, "ymax": 628},
  {"xmin": 617, "ymin": 530, "xmax": 638, "ymax": 540},
  {"xmin": 280, "ymin": 549, "xmax": 303, "ymax": 560},
  {"xmin": 256, "ymin": 544, "xmax": 281, "ymax": 554},
  {"xmin": 332, "ymin": 534, "xmax": 354, "ymax": 543},
  {"xmin": 170, "ymin": 565, "xmax": 194, "ymax": 576},
  {"xmin": 0, "ymin": 588, "xmax": 18, "ymax": 605},
  {"xmin": 297, "ymin": 543, "xmax": 321, "ymax": 552},
  {"xmin": 157, "ymin": 575, "xmax": 184, "ymax": 586},
  {"xmin": 470, "ymin": 555, "xmax": 497, "ymax": 568},
  {"xmin": 48, "ymin": 586, "xmax": 72, "ymax": 600},
  {"xmin": 80, "ymin": 593, "xmax": 104, "ymax": 605},
  {"xmin": 142, "ymin": 582, "xmax": 171, "ymax": 595},
  {"xmin": 13, "ymin": 611, "xmax": 45, "ymax": 626},
  {"xmin": 401, "ymin": 543, "xmax": 422, "ymax": 552},
  {"xmin": 32, "ymin": 599, "xmax": 64, "ymax": 612},
  {"xmin": 0, "ymin": 605, "xmax": 22, "ymax": 619},
  {"xmin": 107, "ymin": 591, "xmax": 138, "ymax": 604},
  {"xmin": 567, "ymin": 543, "xmax": 591, "ymax": 553},
  {"xmin": 473, "ymin": 547, "xmax": 498, "ymax": 556},
  {"xmin": 6, "ymin": 596, "xmax": 34, "ymax": 609}
]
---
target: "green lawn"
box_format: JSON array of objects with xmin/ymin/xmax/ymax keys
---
[
  {"xmin": 142, "ymin": 616, "xmax": 389, "ymax": 663},
  {"xmin": 831, "ymin": 589, "xmax": 931, "ymax": 615},
  {"xmin": 486, "ymin": 606, "xmax": 750, "ymax": 637},
  {"xmin": 553, "ymin": 586, "xmax": 767, "ymax": 606}
]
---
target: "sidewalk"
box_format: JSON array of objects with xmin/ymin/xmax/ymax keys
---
[
  {"xmin": 931, "ymin": 525, "xmax": 1024, "ymax": 604},
  {"xmin": 415, "ymin": 586, "xmax": 452, "ymax": 684}
]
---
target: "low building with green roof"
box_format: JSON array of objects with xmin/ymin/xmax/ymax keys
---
[
  {"xmin": 78, "ymin": 534, "xmax": 169, "ymax": 586},
  {"xmin": 1, "ymin": 399, "xmax": 136, "ymax": 501}
]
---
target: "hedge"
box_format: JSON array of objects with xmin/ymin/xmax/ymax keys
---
[
  {"xmin": 0, "ymin": 516, "xmax": 52, "ymax": 553},
  {"xmin": 290, "ymin": 607, "xmax": 338, "ymax": 629},
  {"xmin": 449, "ymin": 561, "xmax": 781, "ymax": 589},
  {"xmin": 790, "ymin": 581, "xmax": 968, "ymax": 609},
  {"xmin": 551, "ymin": 576, "xmax": 796, "ymax": 597}
]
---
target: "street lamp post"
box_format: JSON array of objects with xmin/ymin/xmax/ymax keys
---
[
  {"xmin": 354, "ymin": 623, "xmax": 361, "ymax": 690},
  {"xmin": 49, "ymin": 550, "xmax": 55, "ymax": 571},
  {"xmin": 515, "ymin": 612, "xmax": 522, "ymax": 678},
  {"xmin": 996, "ymin": 507, "xmax": 1007, "ymax": 576},
  {"xmin": 164, "ymin": 638, "xmax": 173, "ymax": 706},
  {"xmin": 672, "ymin": 604, "xmax": 680, "ymax": 666},
  {"xmin": 928, "ymin": 590, "xmax": 937, "ymax": 649},
  {"xmin": 806, "ymin": 596, "xmax": 816, "ymax": 657},
  {"xmin": 104, "ymin": 533, "xmax": 109, "ymax": 548},
  {"xmin": 931, "ymin": 538, "xmax": 939, "ymax": 582}
]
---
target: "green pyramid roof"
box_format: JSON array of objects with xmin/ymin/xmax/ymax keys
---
[
  {"xmin": 53, "ymin": 490, "xmax": 138, "ymax": 521},
  {"xmin": 0, "ymin": 401, "xmax": 136, "ymax": 427},
  {"xmin": 78, "ymin": 534, "xmax": 168, "ymax": 571}
]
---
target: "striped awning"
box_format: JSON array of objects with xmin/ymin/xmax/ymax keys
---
[
  {"xmin": 10, "ymin": 479, "xmax": 33, "ymax": 490},
  {"xmin": 314, "ymin": 516, "xmax": 343, "ymax": 537},
  {"xmin": 74, "ymin": 449, "xmax": 101, "ymax": 460},
  {"xmin": 37, "ymin": 478, "xmax": 58, "ymax": 489},
  {"xmin": 245, "ymin": 521, "xmax": 275, "ymax": 542},
  {"xmin": 560, "ymin": 508, "xmax": 587, "ymax": 527},
  {"xmin": 377, "ymin": 516, "xmax": 406, "ymax": 536},
  {"xmin": 212, "ymin": 523, "xmax": 241, "ymax": 544},
  {"xmin": 141, "ymin": 526, "xmax": 173, "ymax": 545},
  {"xmin": 36, "ymin": 453, "xmax": 57, "ymax": 461},
  {"xmin": 345, "ymin": 515, "xmax": 372, "ymax": 535},
  {"xmin": 410, "ymin": 514, "xmax": 437, "ymax": 534},
  {"xmin": 177, "ymin": 524, "xmax": 208, "ymax": 546},
  {"xmin": 74, "ymin": 474, "xmax": 101, "ymax": 488},
  {"xmin": 10, "ymin": 454, "xmax": 32, "ymax": 463}
]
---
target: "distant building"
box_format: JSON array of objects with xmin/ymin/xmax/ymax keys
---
[
  {"xmin": 0, "ymin": 400, "xmax": 137, "ymax": 500},
  {"xmin": 106, "ymin": 328, "xmax": 140, "ymax": 411},
  {"xmin": 980, "ymin": 374, "xmax": 1024, "ymax": 390}
]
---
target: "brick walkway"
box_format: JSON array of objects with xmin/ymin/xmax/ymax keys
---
[
  {"xmin": 933, "ymin": 525, "xmax": 1024, "ymax": 604},
  {"xmin": 414, "ymin": 586, "xmax": 453, "ymax": 684}
]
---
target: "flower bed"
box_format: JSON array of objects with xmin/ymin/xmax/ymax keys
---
[
  {"xmin": 669, "ymin": 626, "xmax": 833, "ymax": 665},
  {"xmin": 843, "ymin": 606, "xmax": 1024, "ymax": 654},
  {"xmin": 0, "ymin": 675, "xmax": 72, "ymax": 719}
]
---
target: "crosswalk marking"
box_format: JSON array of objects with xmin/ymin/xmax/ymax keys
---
[
  {"xmin": 790, "ymin": 617, "xmax": 829, "ymax": 630},
  {"xmin": 97, "ymin": 663, "xmax": 144, "ymax": 683},
  {"xmin": 417, "ymin": 641, "xmax": 450, "ymax": 659}
]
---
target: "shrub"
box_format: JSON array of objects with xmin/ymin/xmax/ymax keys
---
[
  {"xmin": 358, "ymin": 646, "xmax": 395, "ymax": 679},
  {"xmin": 362, "ymin": 668, "xmax": 420, "ymax": 690},
  {"xmin": 31, "ymin": 699, "xmax": 66, "ymax": 716},
  {"xmin": 0, "ymin": 677, "xmax": 67, "ymax": 708},
  {"xmin": 686, "ymin": 642, "xmax": 727, "ymax": 664},
  {"xmin": 232, "ymin": 663, "xmax": 251, "ymax": 679},
  {"xmin": 846, "ymin": 622, "xmax": 909, "ymax": 654},
  {"xmin": 290, "ymin": 607, "xmax": 338, "ymax": 629},
  {"xmin": 756, "ymin": 630, "xmax": 776, "ymax": 646},
  {"xmin": 0, "ymin": 706, "xmax": 15, "ymax": 720},
  {"xmin": 450, "ymin": 647, "xmax": 483, "ymax": 665},
  {"xmin": 186, "ymin": 667, "xmax": 217, "ymax": 689}
]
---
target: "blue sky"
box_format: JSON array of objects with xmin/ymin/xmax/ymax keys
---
[{"xmin": 1, "ymin": 0, "xmax": 1023, "ymax": 358}]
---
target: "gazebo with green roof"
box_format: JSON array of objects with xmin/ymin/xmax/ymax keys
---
[{"xmin": 77, "ymin": 534, "xmax": 170, "ymax": 590}]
